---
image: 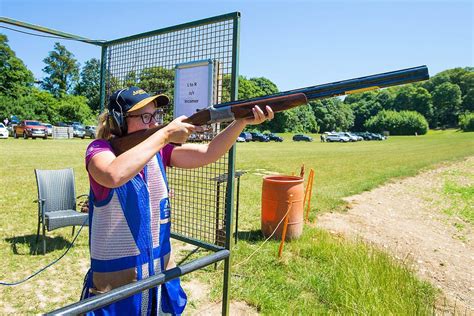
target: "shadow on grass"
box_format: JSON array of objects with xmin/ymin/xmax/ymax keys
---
[
  {"xmin": 236, "ymin": 229, "xmax": 266, "ymax": 244},
  {"xmin": 5, "ymin": 234, "xmax": 71, "ymax": 255}
]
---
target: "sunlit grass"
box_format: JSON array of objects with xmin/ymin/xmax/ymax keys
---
[{"xmin": 0, "ymin": 130, "xmax": 473, "ymax": 313}]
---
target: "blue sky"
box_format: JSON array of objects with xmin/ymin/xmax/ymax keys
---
[{"xmin": 1, "ymin": 0, "xmax": 472, "ymax": 91}]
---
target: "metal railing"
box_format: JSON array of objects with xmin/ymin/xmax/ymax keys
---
[{"xmin": 47, "ymin": 250, "xmax": 229, "ymax": 315}]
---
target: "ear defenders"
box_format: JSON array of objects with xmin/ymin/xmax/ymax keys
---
[{"xmin": 108, "ymin": 89, "xmax": 128, "ymax": 137}]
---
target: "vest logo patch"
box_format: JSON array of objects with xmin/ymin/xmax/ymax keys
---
[{"xmin": 160, "ymin": 198, "xmax": 171, "ymax": 220}]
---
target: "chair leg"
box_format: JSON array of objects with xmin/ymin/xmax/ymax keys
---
[
  {"xmin": 72, "ymin": 226, "xmax": 75, "ymax": 237},
  {"xmin": 42, "ymin": 224, "xmax": 46, "ymax": 254},
  {"xmin": 34, "ymin": 219, "xmax": 41, "ymax": 253}
]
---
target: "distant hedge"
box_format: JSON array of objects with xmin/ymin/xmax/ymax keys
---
[
  {"xmin": 364, "ymin": 110, "xmax": 429, "ymax": 135},
  {"xmin": 459, "ymin": 112, "xmax": 474, "ymax": 132}
]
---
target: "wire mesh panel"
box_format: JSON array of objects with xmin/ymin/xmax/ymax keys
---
[{"xmin": 102, "ymin": 14, "xmax": 238, "ymax": 247}]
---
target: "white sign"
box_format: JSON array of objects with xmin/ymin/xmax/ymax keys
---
[{"xmin": 174, "ymin": 60, "xmax": 214, "ymax": 118}]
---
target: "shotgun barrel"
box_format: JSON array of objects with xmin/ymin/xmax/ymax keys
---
[
  {"xmin": 110, "ymin": 65, "xmax": 429, "ymax": 155},
  {"xmin": 216, "ymin": 65, "xmax": 429, "ymax": 108}
]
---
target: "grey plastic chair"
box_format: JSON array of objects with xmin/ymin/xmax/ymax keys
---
[{"xmin": 35, "ymin": 168, "xmax": 89, "ymax": 254}]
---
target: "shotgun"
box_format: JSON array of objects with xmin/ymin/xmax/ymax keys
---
[{"xmin": 110, "ymin": 65, "xmax": 429, "ymax": 155}]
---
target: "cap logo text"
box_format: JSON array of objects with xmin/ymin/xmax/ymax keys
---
[{"xmin": 132, "ymin": 89, "xmax": 146, "ymax": 95}]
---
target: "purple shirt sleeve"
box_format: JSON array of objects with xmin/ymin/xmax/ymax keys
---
[
  {"xmin": 160, "ymin": 144, "xmax": 175, "ymax": 167},
  {"xmin": 85, "ymin": 139, "xmax": 113, "ymax": 202},
  {"xmin": 85, "ymin": 139, "xmax": 113, "ymax": 169}
]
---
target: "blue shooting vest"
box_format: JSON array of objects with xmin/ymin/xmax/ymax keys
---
[{"xmin": 82, "ymin": 153, "xmax": 187, "ymax": 315}]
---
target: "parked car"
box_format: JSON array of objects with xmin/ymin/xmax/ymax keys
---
[
  {"xmin": 370, "ymin": 133, "xmax": 386, "ymax": 140},
  {"xmin": 292, "ymin": 134, "xmax": 313, "ymax": 142},
  {"xmin": 236, "ymin": 136, "xmax": 246, "ymax": 142},
  {"xmin": 0, "ymin": 123, "xmax": 8, "ymax": 139},
  {"xmin": 72, "ymin": 125, "xmax": 86, "ymax": 139},
  {"xmin": 326, "ymin": 133, "xmax": 350, "ymax": 142},
  {"xmin": 342, "ymin": 132, "xmax": 362, "ymax": 142},
  {"xmin": 41, "ymin": 123, "xmax": 53, "ymax": 136},
  {"xmin": 71, "ymin": 121, "xmax": 85, "ymax": 129},
  {"xmin": 250, "ymin": 132, "xmax": 270, "ymax": 142},
  {"xmin": 7, "ymin": 124, "xmax": 14, "ymax": 136},
  {"xmin": 13, "ymin": 120, "xmax": 48, "ymax": 139},
  {"xmin": 264, "ymin": 132, "xmax": 283, "ymax": 142},
  {"xmin": 239, "ymin": 132, "xmax": 252, "ymax": 142},
  {"xmin": 362, "ymin": 132, "xmax": 376, "ymax": 140},
  {"xmin": 9, "ymin": 115, "xmax": 20, "ymax": 125},
  {"xmin": 85, "ymin": 125, "xmax": 96, "ymax": 139}
]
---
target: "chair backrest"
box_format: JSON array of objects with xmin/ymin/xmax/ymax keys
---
[{"xmin": 35, "ymin": 168, "xmax": 77, "ymax": 213}]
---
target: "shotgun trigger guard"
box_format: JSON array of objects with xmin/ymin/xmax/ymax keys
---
[{"xmin": 208, "ymin": 105, "xmax": 235, "ymax": 123}]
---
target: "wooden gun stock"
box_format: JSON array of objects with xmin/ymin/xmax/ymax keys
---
[{"xmin": 110, "ymin": 93, "xmax": 308, "ymax": 155}]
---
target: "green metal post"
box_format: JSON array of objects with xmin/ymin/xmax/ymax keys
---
[
  {"xmin": 222, "ymin": 12, "xmax": 241, "ymax": 316},
  {"xmin": 99, "ymin": 45, "xmax": 108, "ymax": 113}
]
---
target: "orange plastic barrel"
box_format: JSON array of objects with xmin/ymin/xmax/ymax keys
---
[{"xmin": 261, "ymin": 175, "xmax": 304, "ymax": 240}]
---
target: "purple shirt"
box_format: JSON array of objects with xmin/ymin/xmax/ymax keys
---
[{"xmin": 85, "ymin": 139, "xmax": 174, "ymax": 202}]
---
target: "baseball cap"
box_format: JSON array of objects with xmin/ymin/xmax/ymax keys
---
[{"xmin": 108, "ymin": 87, "xmax": 169, "ymax": 114}]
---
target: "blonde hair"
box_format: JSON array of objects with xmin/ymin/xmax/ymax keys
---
[{"xmin": 96, "ymin": 111, "xmax": 113, "ymax": 140}]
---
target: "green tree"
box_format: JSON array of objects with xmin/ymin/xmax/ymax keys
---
[
  {"xmin": 392, "ymin": 86, "xmax": 414, "ymax": 111},
  {"xmin": 462, "ymin": 89, "xmax": 474, "ymax": 112},
  {"xmin": 311, "ymin": 98, "xmax": 354, "ymax": 132},
  {"xmin": 349, "ymin": 100, "xmax": 382, "ymax": 131},
  {"xmin": 221, "ymin": 75, "xmax": 274, "ymax": 104},
  {"xmin": 376, "ymin": 89, "xmax": 394, "ymax": 109},
  {"xmin": 344, "ymin": 90, "xmax": 378, "ymax": 105},
  {"xmin": 138, "ymin": 66, "xmax": 175, "ymax": 122},
  {"xmin": 458, "ymin": 112, "xmax": 474, "ymax": 132},
  {"xmin": 438, "ymin": 67, "xmax": 472, "ymax": 93},
  {"xmin": 432, "ymin": 82, "xmax": 462, "ymax": 127},
  {"xmin": 280, "ymin": 105, "xmax": 318, "ymax": 133},
  {"xmin": 238, "ymin": 76, "xmax": 283, "ymax": 131},
  {"xmin": 0, "ymin": 88, "xmax": 59, "ymax": 123},
  {"xmin": 364, "ymin": 110, "xmax": 429, "ymax": 135},
  {"xmin": 75, "ymin": 58, "xmax": 101, "ymax": 112},
  {"xmin": 458, "ymin": 71, "xmax": 474, "ymax": 96},
  {"xmin": 459, "ymin": 72, "xmax": 474, "ymax": 112},
  {"xmin": 0, "ymin": 34, "xmax": 34, "ymax": 98},
  {"xmin": 392, "ymin": 86, "xmax": 433, "ymax": 125},
  {"xmin": 249, "ymin": 77, "xmax": 279, "ymax": 95},
  {"xmin": 238, "ymin": 76, "xmax": 265, "ymax": 99},
  {"xmin": 139, "ymin": 66, "xmax": 174, "ymax": 99},
  {"xmin": 411, "ymin": 87, "xmax": 434, "ymax": 124},
  {"xmin": 42, "ymin": 42, "xmax": 80, "ymax": 97},
  {"xmin": 422, "ymin": 73, "xmax": 450, "ymax": 93},
  {"xmin": 57, "ymin": 94, "xmax": 94, "ymax": 123}
]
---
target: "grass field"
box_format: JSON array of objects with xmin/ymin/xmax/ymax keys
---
[{"xmin": 0, "ymin": 130, "xmax": 473, "ymax": 313}]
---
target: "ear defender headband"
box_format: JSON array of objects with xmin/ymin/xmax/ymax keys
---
[{"xmin": 108, "ymin": 89, "xmax": 128, "ymax": 137}]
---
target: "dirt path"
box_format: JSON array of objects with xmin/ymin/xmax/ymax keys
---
[
  {"xmin": 317, "ymin": 157, "xmax": 474, "ymax": 313},
  {"xmin": 171, "ymin": 242, "xmax": 258, "ymax": 316}
]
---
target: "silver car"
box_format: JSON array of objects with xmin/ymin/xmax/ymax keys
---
[
  {"xmin": 85, "ymin": 125, "xmax": 96, "ymax": 139},
  {"xmin": 342, "ymin": 132, "xmax": 362, "ymax": 142},
  {"xmin": 326, "ymin": 133, "xmax": 350, "ymax": 142},
  {"xmin": 42, "ymin": 123, "xmax": 53, "ymax": 136}
]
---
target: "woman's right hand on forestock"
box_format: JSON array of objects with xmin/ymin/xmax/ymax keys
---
[{"xmin": 163, "ymin": 116, "xmax": 203, "ymax": 144}]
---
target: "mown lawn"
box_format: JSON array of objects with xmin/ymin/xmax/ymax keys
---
[{"xmin": 0, "ymin": 130, "xmax": 473, "ymax": 314}]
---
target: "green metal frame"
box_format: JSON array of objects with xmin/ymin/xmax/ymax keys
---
[
  {"xmin": 102, "ymin": 13, "xmax": 241, "ymax": 314},
  {"xmin": 0, "ymin": 17, "xmax": 105, "ymax": 45},
  {"xmin": 1, "ymin": 13, "xmax": 241, "ymax": 315}
]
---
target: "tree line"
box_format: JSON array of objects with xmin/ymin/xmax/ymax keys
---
[{"xmin": 1, "ymin": 33, "xmax": 472, "ymax": 133}]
